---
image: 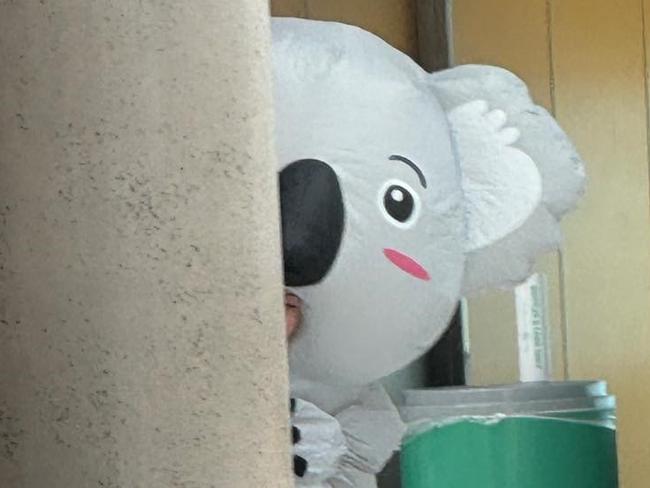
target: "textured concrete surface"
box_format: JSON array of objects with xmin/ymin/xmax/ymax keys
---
[{"xmin": 0, "ymin": 1, "xmax": 292, "ymax": 486}]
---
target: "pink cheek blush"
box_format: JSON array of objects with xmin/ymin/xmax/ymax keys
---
[{"xmin": 383, "ymin": 248, "xmax": 431, "ymax": 281}]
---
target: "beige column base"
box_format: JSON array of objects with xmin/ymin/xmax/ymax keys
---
[{"xmin": 0, "ymin": 1, "xmax": 292, "ymax": 486}]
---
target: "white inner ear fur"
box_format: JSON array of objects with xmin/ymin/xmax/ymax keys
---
[{"xmin": 448, "ymin": 100, "xmax": 543, "ymax": 252}]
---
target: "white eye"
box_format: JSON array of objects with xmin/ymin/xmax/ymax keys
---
[{"xmin": 378, "ymin": 179, "xmax": 421, "ymax": 228}]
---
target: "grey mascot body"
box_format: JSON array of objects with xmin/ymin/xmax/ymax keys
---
[{"xmin": 273, "ymin": 18, "xmax": 585, "ymax": 487}]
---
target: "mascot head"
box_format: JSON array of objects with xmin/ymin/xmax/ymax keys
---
[{"xmin": 272, "ymin": 18, "xmax": 584, "ymax": 387}]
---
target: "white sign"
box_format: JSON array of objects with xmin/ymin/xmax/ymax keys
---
[{"xmin": 515, "ymin": 273, "xmax": 551, "ymax": 382}]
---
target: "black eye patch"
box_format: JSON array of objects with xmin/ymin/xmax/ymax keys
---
[{"xmin": 279, "ymin": 159, "xmax": 344, "ymax": 287}]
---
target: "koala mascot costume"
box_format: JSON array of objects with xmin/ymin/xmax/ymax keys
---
[{"xmin": 273, "ymin": 18, "xmax": 585, "ymax": 487}]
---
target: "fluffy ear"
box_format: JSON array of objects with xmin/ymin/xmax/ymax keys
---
[
  {"xmin": 429, "ymin": 65, "xmax": 586, "ymax": 293},
  {"xmin": 449, "ymin": 99, "xmax": 543, "ymax": 252}
]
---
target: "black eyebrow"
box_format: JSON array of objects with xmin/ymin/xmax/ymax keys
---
[{"xmin": 389, "ymin": 155, "xmax": 427, "ymax": 189}]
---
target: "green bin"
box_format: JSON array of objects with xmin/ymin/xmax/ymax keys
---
[{"xmin": 399, "ymin": 381, "xmax": 618, "ymax": 488}]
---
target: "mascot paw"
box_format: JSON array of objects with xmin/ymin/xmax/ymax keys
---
[{"xmin": 290, "ymin": 398, "xmax": 348, "ymax": 486}]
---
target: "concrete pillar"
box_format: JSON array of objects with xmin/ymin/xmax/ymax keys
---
[{"xmin": 0, "ymin": 1, "xmax": 292, "ymax": 487}]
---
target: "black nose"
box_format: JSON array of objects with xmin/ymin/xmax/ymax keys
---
[{"xmin": 279, "ymin": 159, "xmax": 344, "ymax": 287}]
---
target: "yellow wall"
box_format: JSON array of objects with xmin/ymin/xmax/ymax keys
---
[
  {"xmin": 271, "ymin": 0, "xmax": 418, "ymax": 58},
  {"xmin": 453, "ymin": 1, "xmax": 650, "ymax": 486}
]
